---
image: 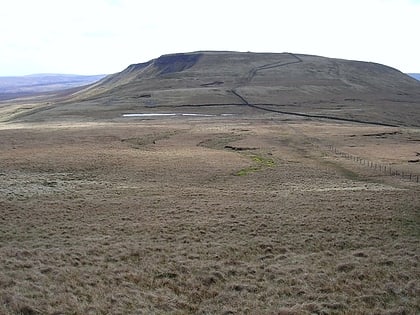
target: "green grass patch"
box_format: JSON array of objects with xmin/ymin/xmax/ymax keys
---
[
  {"xmin": 251, "ymin": 155, "xmax": 275, "ymax": 167},
  {"xmin": 236, "ymin": 166, "xmax": 260, "ymax": 176},
  {"xmin": 236, "ymin": 154, "xmax": 275, "ymax": 176}
]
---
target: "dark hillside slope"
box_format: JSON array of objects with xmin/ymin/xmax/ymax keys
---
[{"xmin": 7, "ymin": 51, "xmax": 420, "ymax": 126}]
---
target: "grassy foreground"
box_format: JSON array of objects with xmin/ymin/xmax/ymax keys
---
[{"xmin": 0, "ymin": 117, "xmax": 419, "ymax": 314}]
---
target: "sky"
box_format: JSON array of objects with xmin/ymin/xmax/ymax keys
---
[{"xmin": 0, "ymin": 0, "xmax": 419, "ymax": 76}]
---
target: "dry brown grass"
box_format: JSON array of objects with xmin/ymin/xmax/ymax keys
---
[{"xmin": 0, "ymin": 117, "xmax": 419, "ymax": 314}]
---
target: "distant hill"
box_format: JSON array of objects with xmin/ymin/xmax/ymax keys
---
[
  {"xmin": 0, "ymin": 74, "xmax": 106, "ymax": 100},
  {"xmin": 407, "ymin": 73, "xmax": 420, "ymax": 81},
  {"xmin": 3, "ymin": 51, "xmax": 420, "ymax": 126}
]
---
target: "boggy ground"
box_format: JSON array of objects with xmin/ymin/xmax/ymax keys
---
[{"xmin": 0, "ymin": 116, "xmax": 419, "ymax": 315}]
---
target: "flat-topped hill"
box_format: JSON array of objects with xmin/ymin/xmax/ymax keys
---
[{"xmin": 3, "ymin": 51, "xmax": 420, "ymax": 126}]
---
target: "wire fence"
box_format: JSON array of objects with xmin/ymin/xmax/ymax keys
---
[{"xmin": 326, "ymin": 145, "xmax": 419, "ymax": 184}]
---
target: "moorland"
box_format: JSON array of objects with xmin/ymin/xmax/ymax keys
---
[{"xmin": 0, "ymin": 51, "xmax": 419, "ymax": 314}]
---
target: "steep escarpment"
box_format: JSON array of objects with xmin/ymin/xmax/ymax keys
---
[{"xmin": 154, "ymin": 53, "xmax": 202, "ymax": 75}]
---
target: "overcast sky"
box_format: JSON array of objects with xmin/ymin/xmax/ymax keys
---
[{"xmin": 0, "ymin": 0, "xmax": 419, "ymax": 76}]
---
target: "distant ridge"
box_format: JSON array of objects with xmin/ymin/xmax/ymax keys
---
[
  {"xmin": 407, "ymin": 73, "xmax": 420, "ymax": 81},
  {"xmin": 0, "ymin": 74, "xmax": 106, "ymax": 100}
]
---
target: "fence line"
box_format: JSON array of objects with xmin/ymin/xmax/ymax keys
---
[{"xmin": 326, "ymin": 144, "xmax": 419, "ymax": 184}]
